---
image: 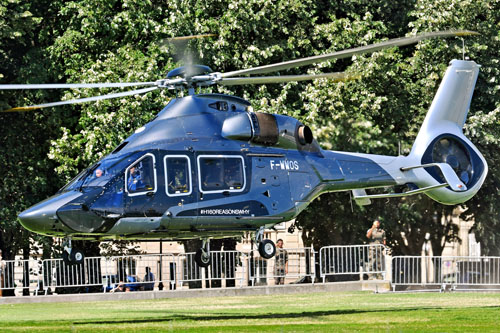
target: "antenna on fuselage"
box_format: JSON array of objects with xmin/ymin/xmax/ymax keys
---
[
  {"xmin": 461, "ymin": 38, "xmax": 470, "ymax": 61},
  {"xmin": 462, "ymin": 38, "xmax": 465, "ymax": 60}
]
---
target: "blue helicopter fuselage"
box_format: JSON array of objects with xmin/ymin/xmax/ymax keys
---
[
  {"xmin": 17, "ymin": 60, "xmax": 490, "ymax": 243},
  {"xmin": 19, "ymin": 93, "xmax": 395, "ymax": 241}
]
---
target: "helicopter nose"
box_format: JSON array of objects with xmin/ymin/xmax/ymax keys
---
[
  {"xmin": 18, "ymin": 191, "xmax": 82, "ymax": 234},
  {"xmin": 18, "ymin": 205, "xmax": 56, "ymax": 233}
]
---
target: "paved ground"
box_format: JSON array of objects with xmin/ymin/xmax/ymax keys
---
[{"xmin": 0, "ymin": 280, "xmax": 391, "ymax": 304}]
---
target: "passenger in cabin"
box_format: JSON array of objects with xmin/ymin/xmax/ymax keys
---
[
  {"xmin": 168, "ymin": 162, "xmax": 187, "ymax": 193},
  {"xmin": 224, "ymin": 160, "xmax": 242, "ymax": 189}
]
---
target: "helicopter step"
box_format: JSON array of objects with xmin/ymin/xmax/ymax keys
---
[{"xmin": 62, "ymin": 238, "xmax": 85, "ymax": 265}]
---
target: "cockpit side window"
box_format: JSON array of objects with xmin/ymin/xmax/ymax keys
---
[
  {"xmin": 165, "ymin": 155, "xmax": 192, "ymax": 196},
  {"xmin": 198, "ymin": 155, "xmax": 245, "ymax": 193},
  {"xmin": 125, "ymin": 153, "xmax": 157, "ymax": 196}
]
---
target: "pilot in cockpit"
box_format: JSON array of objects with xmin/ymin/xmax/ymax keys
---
[
  {"xmin": 127, "ymin": 166, "xmax": 144, "ymax": 191},
  {"xmin": 95, "ymin": 168, "xmax": 104, "ymax": 178}
]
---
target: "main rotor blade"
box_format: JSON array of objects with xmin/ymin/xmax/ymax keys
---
[
  {"xmin": 219, "ymin": 72, "xmax": 353, "ymax": 86},
  {"xmin": 0, "ymin": 82, "xmax": 157, "ymax": 90},
  {"xmin": 165, "ymin": 33, "xmax": 217, "ymax": 42},
  {"xmin": 3, "ymin": 87, "xmax": 158, "ymax": 112},
  {"xmin": 221, "ymin": 30, "xmax": 478, "ymax": 78}
]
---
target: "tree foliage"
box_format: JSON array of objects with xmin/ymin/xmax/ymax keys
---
[{"xmin": 1, "ymin": 0, "xmax": 499, "ymax": 258}]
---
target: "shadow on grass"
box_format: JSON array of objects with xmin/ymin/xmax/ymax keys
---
[{"xmin": 74, "ymin": 306, "xmax": 476, "ymax": 326}]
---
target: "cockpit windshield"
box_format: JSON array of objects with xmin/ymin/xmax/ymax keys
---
[
  {"xmin": 59, "ymin": 152, "xmax": 142, "ymax": 192},
  {"xmin": 82, "ymin": 155, "xmax": 131, "ymax": 187}
]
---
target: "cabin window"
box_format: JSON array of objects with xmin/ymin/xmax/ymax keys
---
[
  {"xmin": 125, "ymin": 153, "xmax": 157, "ymax": 196},
  {"xmin": 165, "ymin": 155, "xmax": 192, "ymax": 196},
  {"xmin": 198, "ymin": 155, "xmax": 246, "ymax": 193}
]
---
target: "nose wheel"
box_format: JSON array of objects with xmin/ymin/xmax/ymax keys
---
[
  {"xmin": 194, "ymin": 239, "xmax": 211, "ymax": 267},
  {"xmin": 62, "ymin": 238, "xmax": 85, "ymax": 265},
  {"xmin": 255, "ymin": 227, "xmax": 276, "ymax": 259}
]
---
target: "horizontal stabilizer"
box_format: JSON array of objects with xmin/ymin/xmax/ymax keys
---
[
  {"xmin": 353, "ymin": 162, "xmax": 467, "ymax": 204},
  {"xmin": 353, "ymin": 183, "xmax": 448, "ymax": 202},
  {"xmin": 400, "ymin": 163, "xmax": 467, "ymax": 192}
]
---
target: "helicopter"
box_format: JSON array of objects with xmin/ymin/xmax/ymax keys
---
[{"xmin": 2, "ymin": 30, "xmax": 487, "ymax": 267}]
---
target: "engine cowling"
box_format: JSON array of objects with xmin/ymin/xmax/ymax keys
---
[{"xmin": 221, "ymin": 111, "xmax": 319, "ymax": 151}]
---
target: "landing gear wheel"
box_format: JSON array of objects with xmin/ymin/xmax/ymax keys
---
[
  {"xmin": 258, "ymin": 239, "xmax": 276, "ymax": 259},
  {"xmin": 63, "ymin": 248, "xmax": 85, "ymax": 265},
  {"xmin": 70, "ymin": 249, "xmax": 85, "ymax": 265},
  {"xmin": 194, "ymin": 248, "xmax": 211, "ymax": 267}
]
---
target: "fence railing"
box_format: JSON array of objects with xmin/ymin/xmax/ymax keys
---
[
  {"xmin": 0, "ymin": 259, "xmax": 41, "ymax": 295},
  {"xmin": 175, "ymin": 251, "xmax": 246, "ymax": 289},
  {"xmin": 3, "ymin": 247, "xmax": 500, "ymax": 296},
  {"xmin": 103, "ymin": 254, "xmax": 175, "ymax": 292},
  {"xmin": 319, "ymin": 244, "xmax": 387, "ymax": 282},
  {"xmin": 42, "ymin": 257, "xmax": 104, "ymax": 293},
  {"xmin": 392, "ymin": 256, "xmax": 500, "ymax": 291},
  {"xmin": 248, "ymin": 247, "xmax": 315, "ymax": 286}
]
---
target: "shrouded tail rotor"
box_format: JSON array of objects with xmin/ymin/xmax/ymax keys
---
[
  {"xmin": 351, "ymin": 59, "xmax": 487, "ymax": 206},
  {"xmin": 407, "ymin": 60, "xmax": 487, "ymax": 204}
]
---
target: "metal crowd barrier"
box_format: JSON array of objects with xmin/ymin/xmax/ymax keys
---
[
  {"xmin": 3, "ymin": 248, "xmax": 500, "ymax": 296},
  {"xmin": 319, "ymin": 244, "xmax": 387, "ymax": 282},
  {"xmin": 0, "ymin": 259, "xmax": 41, "ymax": 296},
  {"xmin": 248, "ymin": 247, "xmax": 315, "ymax": 286},
  {"xmin": 42, "ymin": 257, "xmax": 105, "ymax": 294},
  {"xmin": 102, "ymin": 254, "xmax": 175, "ymax": 292},
  {"xmin": 392, "ymin": 256, "xmax": 441, "ymax": 289},
  {"xmin": 0, "ymin": 248, "xmax": 315, "ymax": 294},
  {"xmin": 176, "ymin": 251, "xmax": 246, "ymax": 289},
  {"xmin": 392, "ymin": 256, "xmax": 500, "ymax": 291}
]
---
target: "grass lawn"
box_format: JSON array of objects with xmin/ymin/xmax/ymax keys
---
[{"xmin": 0, "ymin": 291, "xmax": 499, "ymax": 332}]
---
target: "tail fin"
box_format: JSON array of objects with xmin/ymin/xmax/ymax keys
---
[{"xmin": 407, "ymin": 59, "xmax": 487, "ymax": 204}]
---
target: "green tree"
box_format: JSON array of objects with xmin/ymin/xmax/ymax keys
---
[
  {"xmin": 0, "ymin": 0, "xmax": 66, "ymax": 261},
  {"xmin": 295, "ymin": 0, "xmax": 500, "ymax": 255},
  {"xmin": 408, "ymin": 0, "xmax": 500, "ymax": 255},
  {"xmin": 2, "ymin": 0, "xmax": 499, "ymax": 260}
]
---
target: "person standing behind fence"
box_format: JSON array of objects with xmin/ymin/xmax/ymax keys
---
[
  {"xmin": 366, "ymin": 219, "xmax": 386, "ymax": 280},
  {"xmin": 143, "ymin": 267, "xmax": 155, "ymax": 291},
  {"xmin": 274, "ymin": 239, "xmax": 288, "ymax": 285}
]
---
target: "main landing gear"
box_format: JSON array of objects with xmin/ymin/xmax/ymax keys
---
[
  {"xmin": 256, "ymin": 226, "xmax": 276, "ymax": 259},
  {"xmin": 194, "ymin": 239, "xmax": 211, "ymax": 268},
  {"xmin": 193, "ymin": 228, "xmax": 277, "ymax": 268},
  {"xmin": 62, "ymin": 238, "xmax": 85, "ymax": 265}
]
